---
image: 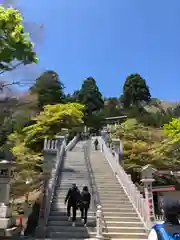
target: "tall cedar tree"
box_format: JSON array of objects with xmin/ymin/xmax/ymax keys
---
[
  {"xmin": 122, "ymin": 74, "xmax": 151, "ymax": 107},
  {"xmin": 78, "ymin": 77, "xmax": 104, "ymax": 117},
  {"xmin": 30, "ymin": 71, "xmax": 65, "ymax": 109}
]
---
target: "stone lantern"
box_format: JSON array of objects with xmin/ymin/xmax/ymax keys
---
[
  {"xmin": 141, "ymin": 164, "xmax": 157, "ymax": 223},
  {"xmin": 0, "ymin": 159, "xmax": 20, "ymax": 237}
]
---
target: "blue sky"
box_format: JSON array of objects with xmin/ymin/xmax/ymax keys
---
[{"xmin": 5, "ymin": 0, "xmax": 180, "ymax": 100}]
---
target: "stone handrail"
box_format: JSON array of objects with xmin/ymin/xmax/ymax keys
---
[
  {"xmin": 83, "ymin": 140, "xmax": 97, "ymax": 213},
  {"xmin": 83, "ymin": 139, "xmax": 108, "ymax": 235},
  {"xmin": 98, "ymin": 136, "xmax": 151, "ymax": 231},
  {"xmin": 37, "ymin": 138, "xmax": 66, "ymax": 237},
  {"xmin": 37, "ymin": 135, "xmax": 78, "ymax": 236},
  {"xmin": 65, "ymin": 134, "xmax": 79, "ymax": 151},
  {"xmin": 44, "ymin": 140, "xmax": 66, "ymax": 226}
]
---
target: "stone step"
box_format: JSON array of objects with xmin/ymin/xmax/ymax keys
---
[
  {"xmin": 53, "ymin": 197, "xmax": 95, "ymax": 201},
  {"xmin": 96, "ymin": 180, "xmax": 118, "ymax": 183},
  {"xmin": 60, "ymin": 173, "xmax": 88, "ymax": 178},
  {"xmin": 62, "ymin": 164, "xmax": 86, "ymax": 166},
  {"xmin": 105, "ymin": 221, "xmax": 144, "ymax": 228},
  {"xmin": 47, "ymin": 225, "xmax": 96, "ymax": 233},
  {"xmin": 59, "ymin": 175, "xmax": 88, "ymax": 179},
  {"xmin": 54, "ymin": 190, "xmax": 91, "ymax": 194},
  {"xmin": 97, "ymin": 186, "xmax": 123, "ymax": 190},
  {"xmin": 49, "ymin": 211, "xmax": 95, "ymax": 217},
  {"xmin": 50, "ymin": 206, "xmax": 94, "ymax": 212},
  {"xmin": 47, "ymin": 225, "xmax": 146, "ymax": 236},
  {"xmin": 90, "ymin": 166, "xmax": 113, "ymax": 169},
  {"xmin": 55, "ymin": 184, "xmax": 90, "ymax": 188},
  {"xmin": 95, "ymin": 182, "xmax": 121, "ymax": 185},
  {"xmin": 101, "ymin": 215, "xmax": 140, "ymax": 222},
  {"xmin": 48, "ymin": 215, "xmax": 96, "ymax": 221},
  {"xmin": 95, "ymin": 183, "xmax": 120, "ymax": 186},
  {"xmin": 34, "ymin": 238, "xmax": 108, "ymax": 240},
  {"xmin": 93, "ymin": 169, "xmax": 112, "ymax": 173},
  {"xmin": 54, "ymin": 186, "xmax": 89, "ymax": 191},
  {"xmin": 101, "ymin": 203, "xmax": 134, "ymax": 208},
  {"xmin": 34, "ymin": 238, "xmax": 147, "ymax": 240},
  {"xmin": 105, "ymin": 226, "xmax": 146, "ymax": 234},
  {"xmin": 101, "ymin": 207, "xmax": 136, "ymax": 213},
  {"xmin": 103, "ymin": 211, "xmax": 137, "ymax": 218},
  {"xmin": 94, "ymin": 178, "xmax": 117, "ymax": 181},
  {"xmin": 48, "ymin": 219, "xmax": 96, "ymax": 227},
  {"xmin": 99, "ymin": 193, "xmax": 128, "ymax": 198},
  {"xmin": 46, "ymin": 230, "xmax": 96, "ymax": 238},
  {"xmin": 93, "ymin": 174, "xmax": 116, "ymax": 177},
  {"xmin": 100, "ymin": 196, "xmax": 129, "ymax": 205},
  {"xmin": 99, "ymin": 197, "xmax": 130, "ymax": 202},
  {"xmin": 97, "ymin": 188, "xmax": 125, "ymax": 192},
  {"xmin": 59, "ymin": 178, "xmax": 89, "ymax": 181},
  {"xmin": 55, "ymin": 187, "xmax": 74, "ymax": 191},
  {"xmin": 104, "ymin": 232, "xmax": 147, "ymax": 239},
  {"xmin": 100, "ymin": 196, "xmax": 132, "ymax": 203},
  {"xmin": 58, "ymin": 181, "xmax": 90, "ymax": 185},
  {"xmin": 99, "ymin": 197, "xmax": 129, "ymax": 202}
]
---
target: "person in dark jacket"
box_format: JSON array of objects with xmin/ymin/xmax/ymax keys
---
[
  {"xmin": 65, "ymin": 183, "xmax": 81, "ymax": 226},
  {"xmin": 94, "ymin": 138, "xmax": 99, "ymax": 150},
  {"xmin": 80, "ymin": 186, "xmax": 91, "ymax": 226}
]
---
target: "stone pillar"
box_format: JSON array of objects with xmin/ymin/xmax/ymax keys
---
[
  {"xmin": 43, "ymin": 135, "xmax": 64, "ymax": 176},
  {"xmin": 112, "ymin": 138, "xmax": 124, "ymax": 164},
  {"xmin": 141, "ymin": 164, "xmax": 157, "ymax": 223},
  {"xmin": 0, "ymin": 160, "xmax": 20, "ymax": 237}
]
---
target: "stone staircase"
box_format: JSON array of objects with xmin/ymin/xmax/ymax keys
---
[
  {"xmin": 46, "ymin": 141, "xmax": 97, "ymax": 239},
  {"xmin": 90, "ymin": 148, "xmax": 148, "ymax": 239}
]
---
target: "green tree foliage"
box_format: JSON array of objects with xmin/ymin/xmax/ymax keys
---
[
  {"xmin": 163, "ymin": 118, "xmax": 180, "ymax": 142},
  {"xmin": 122, "ymin": 74, "xmax": 151, "ymax": 107},
  {"xmin": 129, "ymin": 107, "xmax": 174, "ymax": 128},
  {"xmin": 111, "ymin": 119, "xmax": 180, "ymax": 174},
  {"xmin": 0, "ymin": 6, "xmax": 38, "ymax": 72},
  {"xmin": 78, "ymin": 77, "xmax": 104, "ymax": 117},
  {"xmin": 30, "ymin": 71, "xmax": 65, "ymax": 109},
  {"xmin": 9, "ymin": 103, "xmax": 85, "ymax": 152},
  {"xmin": 8, "ymin": 103, "xmax": 84, "ymax": 197}
]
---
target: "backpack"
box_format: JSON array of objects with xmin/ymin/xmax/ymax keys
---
[{"xmin": 153, "ymin": 223, "xmax": 180, "ymax": 240}]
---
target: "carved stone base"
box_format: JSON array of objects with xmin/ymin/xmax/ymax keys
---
[
  {"xmin": 0, "ymin": 225, "xmax": 21, "ymax": 238},
  {"xmin": 0, "ymin": 217, "xmax": 15, "ymax": 229},
  {"xmin": 0, "ymin": 205, "xmax": 12, "ymax": 218}
]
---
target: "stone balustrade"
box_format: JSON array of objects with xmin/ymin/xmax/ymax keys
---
[
  {"xmin": 98, "ymin": 136, "xmax": 152, "ymax": 231},
  {"xmin": 36, "ymin": 135, "xmax": 79, "ymax": 237}
]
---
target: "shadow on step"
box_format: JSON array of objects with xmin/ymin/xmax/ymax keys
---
[
  {"xmin": 47, "ymin": 207, "xmax": 96, "ymax": 239},
  {"xmin": 62, "ymin": 167, "xmax": 77, "ymax": 173}
]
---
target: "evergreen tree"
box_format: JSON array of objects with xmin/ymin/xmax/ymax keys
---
[
  {"xmin": 30, "ymin": 71, "xmax": 65, "ymax": 108},
  {"xmin": 78, "ymin": 77, "xmax": 104, "ymax": 117},
  {"xmin": 122, "ymin": 74, "xmax": 151, "ymax": 107}
]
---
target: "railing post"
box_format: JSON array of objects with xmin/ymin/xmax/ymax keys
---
[
  {"xmin": 96, "ymin": 205, "xmax": 103, "ymax": 239},
  {"xmin": 101, "ymin": 143, "xmax": 103, "ymax": 152}
]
